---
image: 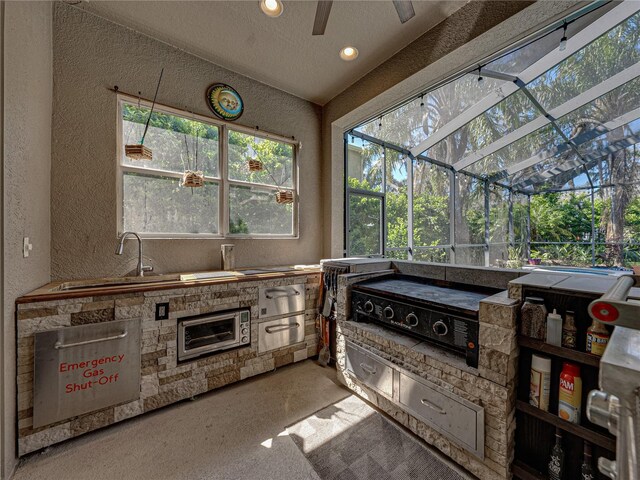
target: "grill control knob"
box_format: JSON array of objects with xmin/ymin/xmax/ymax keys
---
[
  {"xmin": 364, "ymin": 301, "xmax": 374, "ymax": 313},
  {"xmin": 406, "ymin": 313, "xmax": 419, "ymax": 327},
  {"xmin": 432, "ymin": 320, "xmax": 448, "ymax": 336},
  {"xmin": 383, "ymin": 306, "xmax": 395, "ymax": 320}
]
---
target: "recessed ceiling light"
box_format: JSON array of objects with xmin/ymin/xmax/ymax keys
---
[
  {"xmin": 260, "ymin": 0, "xmax": 283, "ymax": 17},
  {"xmin": 340, "ymin": 46, "xmax": 359, "ymax": 61}
]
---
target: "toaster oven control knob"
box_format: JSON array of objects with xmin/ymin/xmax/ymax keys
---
[
  {"xmin": 364, "ymin": 301, "xmax": 374, "ymax": 313},
  {"xmin": 241, "ymin": 336, "xmax": 248, "ymax": 343},
  {"xmin": 383, "ymin": 306, "xmax": 395, "ymax": 320},
  {"xmin": 406, "ymin": 313, "xmax": 419, "ymax": 327},
  {"xmin": 241, "ymin": 328, "xmax": 248, "ymax": 335},
  {"xmin": 432, "ymin": 320, "xmax": 448, "ymax": 336}
]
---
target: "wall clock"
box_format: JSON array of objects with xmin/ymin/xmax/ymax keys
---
[{"xmin": 206, "ymin": 83, "xmax": 244, "ymax": 121}]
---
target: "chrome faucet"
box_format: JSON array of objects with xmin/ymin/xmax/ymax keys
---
[{"xmin": 115, "ymin": 232, "xmax": 153, "ymax": 277}]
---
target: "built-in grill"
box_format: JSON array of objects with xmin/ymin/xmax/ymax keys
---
[{"xmin": 351, "ymin": 275, "xmax": 500, "ymax": 368}]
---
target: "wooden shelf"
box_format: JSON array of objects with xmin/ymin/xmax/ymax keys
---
[
  {"xmin": 516, "ymin": 400, "xmax": 615, "ymax": 451},
  {"xmin": 512, "ymin": 460, "xmax": 545, "ymax": 480},
  {"xmin": 518, "ymin": 336, "xmax": 602, "ymax": 368}
]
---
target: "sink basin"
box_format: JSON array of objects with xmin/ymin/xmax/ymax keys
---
[{"xmin": 53, "ymin": 274, "xmax": 181, "ymax": 291}]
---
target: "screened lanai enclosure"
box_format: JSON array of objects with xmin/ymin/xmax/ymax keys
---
[{"xmin": 345, "ymin": 1, "xmax": 640, "ymax": 270}]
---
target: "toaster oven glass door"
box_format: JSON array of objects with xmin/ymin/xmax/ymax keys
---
[{"xmin": 183, "ymin": 315, "xmax": 238, "ymax": 354}]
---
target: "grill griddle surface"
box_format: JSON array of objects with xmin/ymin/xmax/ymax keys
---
[{"xmin": 355, "ymin": 278, "xmax": 491, "ymax": 313}]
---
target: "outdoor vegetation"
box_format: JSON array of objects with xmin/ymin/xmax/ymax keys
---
[{"xmin": 347, "ymin": 7, "xmax": 640, "ymax": 268}]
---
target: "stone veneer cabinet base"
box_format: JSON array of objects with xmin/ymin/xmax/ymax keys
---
[
  {"xmin": 16, "ymin": 274, "xmax": 320, "ymax": 455},
  {"xmin": 335, "ymin": 271, "xmax": 519, "ymax": 480}
]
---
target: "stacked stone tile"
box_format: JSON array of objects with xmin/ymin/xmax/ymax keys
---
[
  {"xmin": 335, "ymin": 273, "xmax": 519, "ymax": 480},
  {"xmin": 16, "ymin": 274, "xmax": 320, "ymax": 455}
]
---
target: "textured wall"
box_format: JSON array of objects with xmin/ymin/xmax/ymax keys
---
[
  {"xmin": 3, "ymin": 2, "xmax": 53, "ymax": 478},
  {"xmin": 320, "ymin": 1, "xmax": 585, "ymax": 257},
  {"xmin": 51, "ymin": 3, "xmax": 322, "ymax": 281}
]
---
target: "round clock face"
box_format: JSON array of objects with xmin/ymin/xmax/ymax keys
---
[{"xmin": 206, "ymin": 83, "xmax": 244, "ymax": 121}]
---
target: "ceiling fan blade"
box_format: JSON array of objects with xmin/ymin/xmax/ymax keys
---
[
  {"xmin": 312, "ymin": 1, "xmax": 333, "ymax": 36},
  {"xmin": 392, "ymin": 0, "xmax": 415, "ymax": 24}
]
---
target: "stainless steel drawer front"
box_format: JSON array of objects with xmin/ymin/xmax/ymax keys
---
[
  {"xmin": 345, "ymin": 341, "xmax": 394, "ymax": 398},
  {"xmin": 33, "ymin": 319, "xmax": 141, "ymax": 428},
  {"xmin": 258, "ymin": 314, "xmax": 305, "ymax": 353},
  {"xmin": 258, "ymin": 283, "xmax": 305, "ymax": 318},
  {"xmin": 398, "ymin": 372, "xmax": 483, "ymax": 456}
]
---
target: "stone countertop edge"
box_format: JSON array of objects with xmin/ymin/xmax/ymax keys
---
[
  {"xmin": 17, "ymin": 266, "xmax": 322, "ymax": 304},
  {"xmin": 480, "ymin": 290, "xmax": 518, "ymax": 306}
]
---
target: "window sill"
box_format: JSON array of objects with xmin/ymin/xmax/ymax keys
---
[{"xmin": 120, "ymin": 233, "xmax": 300, "ymax": 240}]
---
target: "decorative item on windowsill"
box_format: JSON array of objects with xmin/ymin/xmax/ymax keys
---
[
  {"xmin": 124, "ymin": 68, "xmax": 165, "ymax": 161},
  {"xmin": 275, "ymin": 189, "xmax": 294, "ymax": 204},
  {"xmin": 180, "ymin": 123, "xmax": 204, "ymax": 192}
]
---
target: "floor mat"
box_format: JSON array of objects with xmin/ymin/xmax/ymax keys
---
[{"xmin": 287, "ymin": 395, "xmax": 468, "ymax": 480}]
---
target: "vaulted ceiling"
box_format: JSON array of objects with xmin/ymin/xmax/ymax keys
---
[{"xmin": 80, "ymin": 1, "xmax": 467, "ymax": 105}]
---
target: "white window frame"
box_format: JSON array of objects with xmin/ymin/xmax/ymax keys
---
[{"xmin": 116, "ymin": 94, "xmax": 299, "ymax": 240}]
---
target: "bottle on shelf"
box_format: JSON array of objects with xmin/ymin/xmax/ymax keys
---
[
  {"xmin": 558, "ymin": 361, "xmax": 582, "ymax": 424},
  {"xmin": 581, "ymin": 441, "xmax": 595, "ymax": 480},
  {"xmin": 546, "ymin": 309, "xmax": 563, "ymax": 346},
  {"xmin": 562, "ymin": 310, "xmax": 577, "ymax": 349},
  {"xmin": 521, "ymin": 297, "xmax": 547, "ymax": 340},
  {"xmin": 548, "ymin": 428, "xmax": 565, "ymax": 480},
  {"xmin": 529, "ymin": 354, "xmax": 551, "ymax": 411},
  {"xmin": 586, "ymin": 316, "xmax": 610, "ymax": 356}
]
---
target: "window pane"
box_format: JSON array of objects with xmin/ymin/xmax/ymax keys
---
[
  {"xmin": 385, "ymin": 249, "xmax": 408, "ymax": 260},
  {"xmin": 229, "ymin": 185, "xmax": 293, "ymax": 235},
  {"xmin": 427, "ymin": 90, "xmax": 539, "ymax": 165},
  {"xmin": 414, "ymin": 248, "xmax": 450, "ymax": 264},
  {"xmin": 455, "ymin": 175, "xmax": 485, "ymax": 245},
  {"xmin": 385, "ymin": 149, "xmax": 408, "ymax": 251},
  {"xmin": 355, "ymin": 74, "xmax": 505, "ymax": 150},
  {"xmin": 123, "ymin": 173, "xmax": 218, "ymax": 234},
  {"xmin": 348, "ymin": 193, "xmax": 382, "ymax": 256},
  {"xmin": 121, "ymin": 103, "xmax": 219, "ymax": 176},
  {"xmin": 347, "ymin": 137, "xmax": 383, "ymax": 192},
  {"xmin": 228, "ymin": 130, "xmax": 293, "ymax": 188},
  {"xmin": 413, "ymin": 160, "xmax": 450, "ymax": 246},
  {"xmin": 527, "ymin": 12, "xmax": 640, "ymax": 111},
  {"xmin": 455, "ymin": 246, "xmax": 485, "ymax": 266}
]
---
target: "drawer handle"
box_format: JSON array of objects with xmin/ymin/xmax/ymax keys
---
[
  {"xmin": 359, "ymin": 363, "xmax": 377, "ymax": 375},
  {"xmin": 265, "ymin": 288, "xmax": 301, "ymax": 299},
  {"xmin": 54, "ymin": 331, "xmax": 128, "ymax": 349},
  {"xmin": 265, "ymin": 322, "xmax": 300, "ymax": 334},
  {"xmin": 420, "ymin": 398, "xmax": 446, "ymax": 415}
]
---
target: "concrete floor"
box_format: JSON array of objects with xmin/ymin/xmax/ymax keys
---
[{"xmin": 13, "ymin": 360, "xmax": 473, "ymax": 480}]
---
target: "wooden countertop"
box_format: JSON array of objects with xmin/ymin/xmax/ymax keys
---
[{"xmin": 17, "ymin": 265, "xmax": 321, "ymax": 304}]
